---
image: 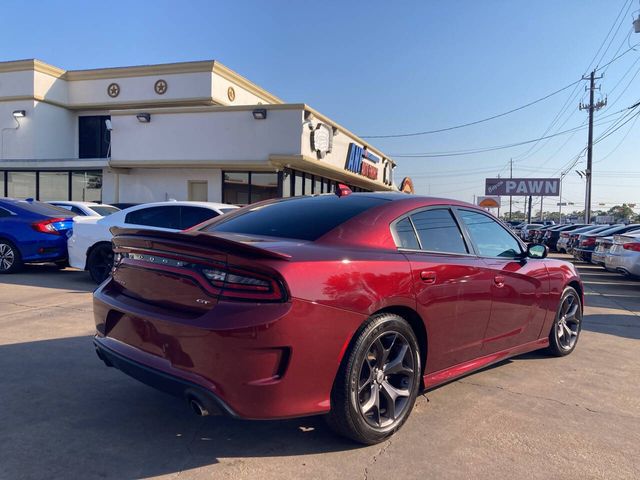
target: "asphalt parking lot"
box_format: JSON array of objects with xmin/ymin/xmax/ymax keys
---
[{"xmin": 1, "ymin": 256, "xmax": 638, "ymax": 480}]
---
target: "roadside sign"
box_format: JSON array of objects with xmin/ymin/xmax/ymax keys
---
[{"xmin": 485, "ymin": 178, "xmax": 560, "ymax": 196}]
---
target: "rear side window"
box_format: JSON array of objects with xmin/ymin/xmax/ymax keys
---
[
  {"xmin": 408, "ymin": 209, "xmax": 468, "ymax": 254},
  {"xmin": 125, "ymin": 206, "xmax": 180, "ymax": 229},
  {"xmin": 203, "ymin": 195, "xmax": 389, "ymax": 240},
  {"xmin": 180, "ymin": 206, "xmax": 218, "ymax": 230},
  {"xmin": 395, "ymin": 217, "xmax": 420, "ymax": 249}
]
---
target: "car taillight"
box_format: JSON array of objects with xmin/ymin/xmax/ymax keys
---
[
  {"xmin": 622, "ymin": 242, "xmax": 640, "ymax": 252},
  {"xmin": 581, "ymin": 237, "xmax": 596, "ymax": 247},
  {"xmin": 31, "ymin": 217, "xmax": 67, "ymax": 235},
  {"xmin": 201, "ymin": 265, "xmax": 285, "ymax": 301}
]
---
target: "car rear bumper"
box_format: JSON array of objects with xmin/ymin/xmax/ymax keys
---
[
  {"xmin": 591, "ymin": 250, "xmax": 608, "ymax": 265},
  {"xmin": 94, "ymin": 337, "xmax": 237, "ymax": 417},
  {"xmin": 573, "ymin": 248, "xmax": 593, "ymax": 261},
  {"xmin": 606, "ymin": 251, "xmax": 640, "ymax": 276},
  {"xmin": 93, "ymin": 280, "xmax": 366, "ymax": 419},
  {"xmin": 21, "ymin": 236, "xmax": 69, "ymax": 263}
]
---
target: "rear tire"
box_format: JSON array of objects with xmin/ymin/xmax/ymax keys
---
[
  {"xmin": 326, "ymin": 313, "xmax": 421, "ymax": 445},
  {"xmin": 547, "ymin": 287, "xmax": 582, "ymax": 357},
  {"xmin": 0, "ymin": 240, "xmax": 22, "ymax": 274},
  {"xmin": 87, "ymin": 244, "xmax": 113, "ymax": 284}
]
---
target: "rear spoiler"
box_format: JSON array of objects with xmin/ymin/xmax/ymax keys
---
[{"xmin": 110, "ymin": 227, "xmax": 291, "ymax": 261}]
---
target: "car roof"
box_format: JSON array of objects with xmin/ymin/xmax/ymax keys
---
[
  {"xmin": 119, "ymin": 201, "xmax": 239, "ymax": 212},
  {"xmin": 47, "ymin": 201, "xmax": 106, "ymax": 207}
]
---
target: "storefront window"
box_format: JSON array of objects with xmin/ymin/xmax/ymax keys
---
[
  {"xmin": 223, "ymin": 172, "xmax": 250, "ymax": 205},
  {"xmin": 72, "ymin": 171, "xmax": 102, "ymax": 202},
  {"xmin": 39, "ymin": 172, "xmax": 69, "ymax": 201},
  {"xmin": 250, "ymin": 173, "xmax": 279, "ymax": 203},
  {"xmin": 0, "ymin": 172, "xmax": 5, "ymax": 197},
  {"xmin": 294, "ymin": 171, "xmax": 304, "ymax": 197},
  {"xmin": 7, "ymin": 172, "xmax": 36, "ymax": 199},
  {"xmin": 314, "ymin": 176, "xmax": 322, "ymax": 195}
]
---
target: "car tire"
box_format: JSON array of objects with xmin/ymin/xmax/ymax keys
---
[
  {"xmin": 0, "ymin": 239, "xmax": 22, "ymax": 274},
  {"xmin": 547, "ymin": 287, "xmax": 582, "ymax": 357},
  {"xmin": 326, "ymin": 313, "xmax": 421, "ymax": 445},
  {"xmin": 54, "ymin": 260, "xmax": 69, "ymax": 269},
  {"xmin": 87, "ymin": 243, "xmax": 114, "ymax": 284}
]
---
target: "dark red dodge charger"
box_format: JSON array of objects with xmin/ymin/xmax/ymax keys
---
[{"xmin": 93, "ymin": 192, "xmax": 583, "ymax": 444}]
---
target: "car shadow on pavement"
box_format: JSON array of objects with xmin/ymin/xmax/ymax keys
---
[
  {"xmin": 0, "ymin": 336, "xmax": 360, "ymax": 480},
  {"xmin": 582, "ymin": 313, "xmax": 640, "ymax": 340},
  {"xmin": 0, "ymin": 264, "xmax": 95, "ymax": 293}
]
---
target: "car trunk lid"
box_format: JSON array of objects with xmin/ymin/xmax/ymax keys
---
[{"xmin": 109, "ymin": 227, "xmax": 292, "ymax": 314}]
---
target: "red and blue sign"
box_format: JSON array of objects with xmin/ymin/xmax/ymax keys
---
[{"xmin": 345, "ymin": 143, "xmax": 380, "ymax": 180}]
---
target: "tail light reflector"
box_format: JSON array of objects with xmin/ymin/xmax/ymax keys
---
[
  {"xmin": 31, "ymin": 217, "xmax": 67, "ymax": 235},
  {"xmin": 580, "ymin": 237, "xmax": 596, "ymax": 247},
  {"xmin": 622, "ymin": 242, "xmax": 640, "ymax": 252}
]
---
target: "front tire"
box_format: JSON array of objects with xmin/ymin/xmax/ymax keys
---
[
  {"xmin": 87, "ymin": 244, "xmax": 113, "ymax": 284},
  {"xmin": 327, "ymin": 313, "xmax": 421, "ymax": 444},
  {"xmin": 547, "ymin": 287, "xmax": 582, "ymax": 357},
  {"xmin": 0, "ymin": 240, "xmax": 22, "ymax": 274}
]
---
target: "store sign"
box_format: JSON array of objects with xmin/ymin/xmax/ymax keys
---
[
  {"xmin": 485, "ymin": 178, "xmax": 560, "ymax": 196},
  {"xmin": 345, "ymin": 143, "xmax": 380, "ymax": 180},
  {"xmin": 477, "ymin": 196, "xmax": 501, "ymax": 208},
  {"xmin": 311, "ymin": 123, "xmax": 333, "ymax": 159},
  {"xmin": 400, "ymin": 177, "xmax": 414, "ymax": 194}
]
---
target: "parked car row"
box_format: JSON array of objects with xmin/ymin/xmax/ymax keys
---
[{"xmin": 0, "ymin": 198, "xmax": 238, "ymax": 278}]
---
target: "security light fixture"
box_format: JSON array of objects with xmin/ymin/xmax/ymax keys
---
[
  {"xmin": 12, "ymin": 110, "xmax": 26, "ymax": 118},
  {"xmin": 136, "ymin": 113, "xmax": 151, "ymax": 123},
  {"xmin": 252, "ymin": 108, "xmax": 267, "ymax": 120}
]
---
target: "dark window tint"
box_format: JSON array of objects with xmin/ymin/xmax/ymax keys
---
[
  {"xmin": 394, "ymin": 217, "xmax": 420, "ymax": 249},
  {"xmin": 180, "ymin": 206, "xmax": 218, "ymax": 230},
  {"xmin": 90, "ymin": 206, "xmax": 119, "ymax": 216},
  {"xmin": 13, "ymin": 200, "xmax": 74, "ymax": 217},
  {"xmin": 203, "ymin": 195, "xmax": 389, "ymax": 240},
  {"xmin": 125, "ymin": 206, "xmax": 180, "ymax": 229},
  {"xmin": 410, "ymin": 209, "xmax": 468, "ymax": 254},
  {"xmin": 79, "ymin": 116, "xmax": 111, "ymax": 159},
  {"xmin": 459, "ymin": 209, "xmax": 522, "ymax": 258}
]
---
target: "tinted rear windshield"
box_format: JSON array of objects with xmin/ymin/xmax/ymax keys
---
[
  {"xmin": 202, "ymin": 195, "xmax": 390, "ymax": 240},
  {"xmin": 11, "ymin": 200, "xmax": 75, "ymax": 217}
]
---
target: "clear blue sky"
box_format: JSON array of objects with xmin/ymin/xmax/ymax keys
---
[{"xmin": 2, "ymin": 0, "xmax": 639, "ymax": 213}]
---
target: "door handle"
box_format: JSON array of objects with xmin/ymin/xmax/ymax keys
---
[
  {"xmin": 420, "ymin": 271, "xmax": 437, "ymax": 284},
  {"xmin": 494, "ymin": 275, "xmax": 505, "ymax": 287}
]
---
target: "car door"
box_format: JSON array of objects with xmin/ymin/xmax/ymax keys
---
[
  {"xmin": 394, "ymin": 207, "xmax": 493, "ymax": 373},
  {"xmin": 455, "ymin": 208, "xmax": 548, "ymax": 354}
]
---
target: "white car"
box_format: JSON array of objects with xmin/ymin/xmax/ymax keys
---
[
  {"xmin": 47, "ymin": 201, "xmax": 120, "ymax": 217},
  {"xmin": 604, "ymin": 233, "xmax": 640, "ymax": 277},
  {"xmin": 68, "ymin": 201, "xmax": 239, "ymax": 283}
]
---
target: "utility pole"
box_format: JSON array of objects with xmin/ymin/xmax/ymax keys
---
[
  {"xmin": 527, "ymin": 195, "xmax": 532, "ymax": 223},
  {"xmin": 579, "ymin": 70, "xmax": 606, "ymax": 224},
  {"xmin": 509, "ymin": 158, "xmax": 513, "ymax": 221}
]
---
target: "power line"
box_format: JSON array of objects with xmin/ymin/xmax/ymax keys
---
[
  {"xmin": 390, "ymin": 107, "xmax": 631, "ymax": 158},
  {"xmin": 359, "ymin": 79, "xmax": 582, "ymax": 139}
]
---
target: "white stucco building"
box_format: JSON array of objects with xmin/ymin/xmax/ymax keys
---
[{"xmin": 0, "ymin": 59, "xmax": 397, "ymax": 205}]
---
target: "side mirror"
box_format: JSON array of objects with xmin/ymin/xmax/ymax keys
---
[{"xmin": 527, "ymin": 243, "xmax": 548, "ymax": 259}]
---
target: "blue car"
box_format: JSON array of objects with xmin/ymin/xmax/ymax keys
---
[{"xmin": 0, "ymin": 198, "xmax": 75, "ymax": 273}]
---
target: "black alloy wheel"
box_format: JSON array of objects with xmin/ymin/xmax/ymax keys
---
[
  {"xmin": 358, "ymin": 331, "xmax": 416, "ymax": 429},
  {"xmin": 547, "ymin": 287, "xmax": 582, "ymax": 356},
  {"xmin": 327, "ymin": 313, "xmax": 421, "ymax": 444},
  {"xmin": 88, "ymin": 244, "xmax": 114, "ymax": 284},
  {"xmin": 0, "ymin": 241, "xmax": 22, "ymax": 274}
]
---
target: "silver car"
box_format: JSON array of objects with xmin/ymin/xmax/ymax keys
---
[{"xmin": 604, "ymin": 233, "xmax": 640, "ymax": 277}]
